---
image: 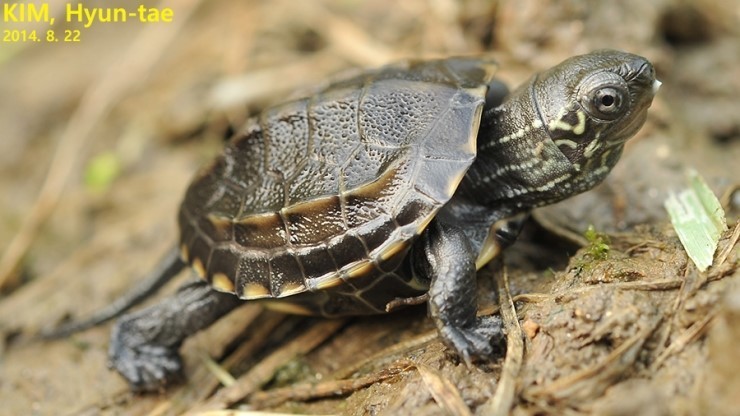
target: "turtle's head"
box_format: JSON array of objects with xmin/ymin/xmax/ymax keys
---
[
  {"xmin": 469, "ymin": 50, "xmax": 658, "ymax": 210},
  {"xmin": 532, "ymin": 49, "xmax": 659, "ymax": 170}
]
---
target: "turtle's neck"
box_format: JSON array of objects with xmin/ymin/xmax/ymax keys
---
[{"xmin": 457, "ymin": 78, "xmax": 588, "ymax": 211}]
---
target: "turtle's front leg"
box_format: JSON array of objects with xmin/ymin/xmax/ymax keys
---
[
  {"xmin": 414, "ymin": 221, "xmax": 504, "ymax": 364},
  {"xmin": 109, "ymin": 280, "xmax": 243, "ymax": 391}
]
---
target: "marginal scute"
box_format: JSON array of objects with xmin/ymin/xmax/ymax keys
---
[
  {"xmin": 442, "ymin": 57, "xmax": 498, "ymax": 88},
  {"xmin": 179, "ymin": 244, "xmax": 189, "ymax": 262},
  {"xmin": 207, "ymin": 249, "xmax": 240, "ymax": 282},
  {"xmin": 313, "ymin": 276, "xmax": 343, "ymax": 290},
  {"xmin": 269, "ymin": 253, "xmax": 305, "ymax": 295},
  {"xmin": 188, "ymin": 237, "xmax": 212, "ymax": 272},
  {"xmin": 207, "ymin": 214, "xmax": 234, "ymax": 240},
  {"xmin": 357, "ymin": 219, "xmax": 395, "ymax": 253},
  {"xmin": 379, "ymin": 240, "xmax": 409, "ymax": 261},
  {"xmin": 212, "ymin": 273, "xmax": 235, "ymax": 293},
  {"xmin": 347, "ymin": 261, "xmax": 376, "ymax": 279},
  {"xmin": 329, "ymin": 233, "xmax": 368, "ymax": 268},
  {"xmin": 192, "ymin": 257, "xmax": 207, "ymax": 279},
  {"xmin": 415, "ymin": 158, "xmax": 472, "ymax": 204},
  {"xmin": 235, "ymin": 256, "xmax": 270, "ymax": 297},
  {"xmin": 300, "ymin": 244, "xmax": 338, "ymax": 279},
  {"xmin": 243, "ymin": 282, "xmax": 271, "ymax": 299},
  {"xmin": 415, "ymin": 211, "xmax": 436, "ymax": 234},
  {"xmin": 419, "ymin": 89, "xmax": 482, "ymax": 160},
  {"xmin": 395, "ymin": 197, "xmax": 432, "ymax": 227},
  {"xmin": 277, "ymin": 282, "xmax": 306, "ymax": 297}
]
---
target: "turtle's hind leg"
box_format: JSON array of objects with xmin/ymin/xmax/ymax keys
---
[{"xmin": 109, "ymin": 280, "xmax": 243, "ymax": 391}]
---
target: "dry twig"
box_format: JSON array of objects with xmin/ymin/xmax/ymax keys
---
[
  {"xmin": 415, "ymin": 361, "xmax": 473, "ymax": 416},
  {"xmin": 191, "ymin": 319, "xmax": 346, "ymax": 413},
  {"xmin": 482, "ymin": 264, "xmax": 524, "ymax": 416},
  {"xmin": 249, "ymin": 361, "xmax": 411, "ymax": 409}
]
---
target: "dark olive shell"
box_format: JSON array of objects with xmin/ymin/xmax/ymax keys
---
[{"xmin": 177, "ymin": 57, "xmax": 496, "ymax": 310}]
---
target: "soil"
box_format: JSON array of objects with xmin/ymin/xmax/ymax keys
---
[{"xmin": 0, "ymin": 1, "xmax": 738, "ymax": 415}]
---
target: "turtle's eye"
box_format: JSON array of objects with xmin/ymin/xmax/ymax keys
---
[{"xmin": 584, "ymin": 85, "xmax": 627, "ymax": 120}]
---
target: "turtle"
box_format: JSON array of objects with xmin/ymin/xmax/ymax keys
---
[{"xmin": 46, "ymin": 50, "xmax": 659, "ymax": 391}]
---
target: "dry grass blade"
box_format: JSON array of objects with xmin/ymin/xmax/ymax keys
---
[
  {"xmin": 553, "ymin": 279, "xmax": 685, "ymax": 303},
  {"xmin": 510, "ymin": 293, "xmax": 552, "ymax": 304},
  {"xmin": 192, "ymin": 319, "xmax": 347, "ymax": 413},
  {"xmin": 482, "ymin": 264, "xmax": 523, "ymax": 416},
  {"xmin": 714, "ymin": 221, "xmax": 740, "ymax": 269},
  {"xmin": 0, "ymin": 0, "xmax": 203, "ymax": 290},
  {"xmin": 201, "ymin": 353, "xmax": 237, "ymax": 388},
  {"xmin": 250, "ymin": 361, "xmax": 411, "ymax": 409},
  {"xmin": 165, "ymin": 312, "xmax": 286, "ymax": 416},
  {"xmin": 415, "ymin": 361, "xmax": 472, "ymax": 416},
  {"xmin": 651, "ymin": 310, "xmax": 718, "ymax": 371},
  {"xmin": 194, "ymin": 411, "xmax": 332, "ymax": 416},
  {"xmin": 612, "ymin": 278, "xmax": 684, "ymax": 291},
  {"xmin": 203, "ymin": 313, "xmax": 286, "ymax": 389},
  {"xmin": 478, "ymin": 292, "xmax": 551, "ymax": 316},
  {"xmin": 332, "ymin": 330, "xmax": 438, "ymax": 380}
]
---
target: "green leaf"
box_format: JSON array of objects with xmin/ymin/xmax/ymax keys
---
[
  {"xmin": 664, "ymin": 170, "xmax": 727, "ymax": 272},
  {"xmin": 84, "ymin": 151, "xmax": 122, "ymax": 192}
]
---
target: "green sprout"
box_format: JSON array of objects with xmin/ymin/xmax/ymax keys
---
[{"xmin": 584, "ymin": 224, "xmax": 610, "ymax": 261}]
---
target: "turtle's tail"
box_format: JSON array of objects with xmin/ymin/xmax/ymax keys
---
[{"xmin": 38, "ymin": 247, "xmax": 186, "ymax": 340}]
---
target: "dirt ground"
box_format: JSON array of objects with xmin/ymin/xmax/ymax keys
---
[{"xmin": 1, "ymin": 0, "xmax": 739, "ymax": 415}]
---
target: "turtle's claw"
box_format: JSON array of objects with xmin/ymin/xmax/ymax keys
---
[
  {"xmin": 108, "ymin": 317, "xmax": 184, "ymax": 392},
  {"xmin": 439, "ymin": 315, "xmax": 505, "ymax": 365}
]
